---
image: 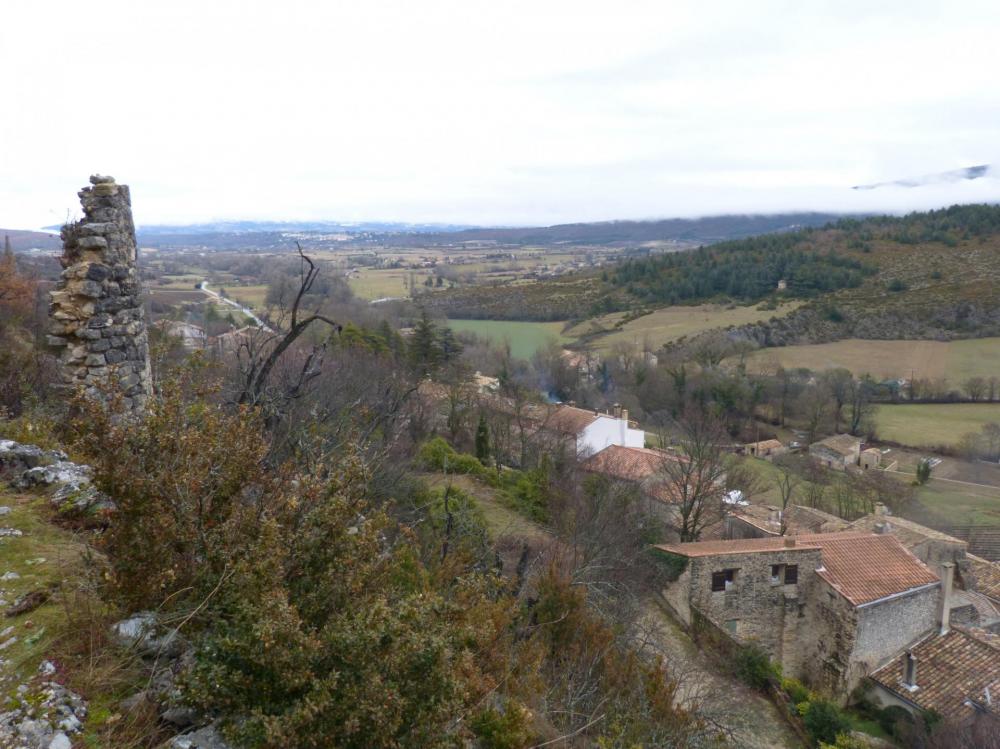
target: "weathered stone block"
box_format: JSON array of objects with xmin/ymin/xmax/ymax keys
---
[
  {"xmin": 76, "ymin": 235, "xmax": 108, "ymax": 251},
  {"xmin": 89, "ymin": 339, "xmax": 111, "ymax": 353},
  {"xmin": 84, "ymin": 353, "xmax": 106, "ymax": 367},
  {"xmin": 85, "ymin": 263, "xmax": 112, "ymax": 282}
]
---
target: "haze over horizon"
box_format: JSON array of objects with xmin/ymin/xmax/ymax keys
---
[{"xmin": 4, "ymin": 1, "xmax": 1000, "ymax": 229}]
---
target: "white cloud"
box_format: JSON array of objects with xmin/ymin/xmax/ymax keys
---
[{"xmin": 2, "ymin": 0, "xmax": 1000, "ymax": 227}]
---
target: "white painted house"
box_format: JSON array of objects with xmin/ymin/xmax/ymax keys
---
[{"xmin": 545, "ymin": 404, "xmax": 645, "ymax": 456}]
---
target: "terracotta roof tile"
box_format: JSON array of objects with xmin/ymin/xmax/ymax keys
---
[
  {"xmin": 810, "ymin": 532, "xmax": 939, "ymax": 606},
  {"xmin": 655, "ymin": 535, "xmax": 824, "ymax": 557},
  {"xmin": 544, "ymin": 405, "xmax": 601, "ymax": 435},
  {"xmin": 870, "ymin": 627, "xmax": 1000, "ymax": 717},
  {"xmin": 581, "ymin": 445, "xmax": 674, "ymax": 482},
  {"xmin": 810, "ymin": 434, "xmax": 861, "ymax": 457},
  {"xmin": 968, "ymin": 554, "xmax": 1000, "ymax": 604},
  {"xmin": 657, "ymin": 531, "xmax": 939, "ymax": 606}
]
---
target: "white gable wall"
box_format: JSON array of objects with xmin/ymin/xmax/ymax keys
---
[{"xmin": 577, "ymin": 415, "xmax": 645, "ymax": 455}]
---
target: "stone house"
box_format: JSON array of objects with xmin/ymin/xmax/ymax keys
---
[
  {"xmin": 743, "ymin": 439, "xmax": 786, "ymax": 460},
  {"xmin": 809, "ymin": 434, "xmax": 862, "ymax": 470},
  {"xmin": 153, "ymin": 320, "xmax": 206, "ymax": 350},
  {"xmin": 859, "ymin": 447, "xmax": 882, "ymax": 470},
  {"xmin": 868, "ymin": 624, "xmax": 1000, "ymax": 723},
  {"xmin": 656, "ymin": 531, "xmax": 942, "ymax": 697}
]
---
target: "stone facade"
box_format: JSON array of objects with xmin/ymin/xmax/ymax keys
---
[
  {"xmin": 662, "ymin": 544, "xmax": 824, "ymax": 677},
  {"xmin": 801, "ymin": 582, "xmax": 938, "ymax": 696},
  {"xmin": 47, "ymin": 176, "xmax": 152, "ymax": 413}
]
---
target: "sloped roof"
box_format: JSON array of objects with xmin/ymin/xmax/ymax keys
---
[
  {"xmin": 581, "ymin": 445, "xmax": 674, "ymax": 482},
  {"xmin": 870, "ymin": 627, "xmax": 1000, "ymax": 718},
  {"xmin": 544, "ymin": 405, "xmax": 601, "ymax": 435},
  {"xmin": 811, "ymin": 532, "xmax": 940, "ymax": 606},
  {"xmin": 848, "ymin": 514, "xmax": 968, "ymax": 550},
  {"xmin": 810, "ymin": 434, "xmax": 861, "ymax": 457},
  {"xmin": 657, "ymin": 531, "xmax": 939, "ymax": 606},
  {"xmin": 968, "ymin": 554, "xmax": 1000, "ymax": 603},
  {"xmin": 746, "ymin": 439, "xmax": 783, "ymax": 451}
]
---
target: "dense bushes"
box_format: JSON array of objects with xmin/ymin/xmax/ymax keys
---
[
  {"xmin": 802, "ymin": 699, "xmax": 851, "ymax": 746},
  {"xmin": 733, "ymin": 643, "xmax": 781, "ymax": 690}
]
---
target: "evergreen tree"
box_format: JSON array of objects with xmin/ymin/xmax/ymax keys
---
[
  {"xmin": 475, "ymin": 414, "xmax": 490, "ymax": 465},
  {"xmin": 408, "ymin": 309, "xmax": 441, "ymax": 375},
  {"xmin": 438, "ymin": 326, "xmax": 463, "ymax": 364}
]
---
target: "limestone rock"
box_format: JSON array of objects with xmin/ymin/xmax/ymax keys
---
[{"xmin": 169, "ymin": 723, "xmax": 233, "ymax": 749}]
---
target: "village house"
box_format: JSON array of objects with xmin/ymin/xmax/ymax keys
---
[
  {"xmin": 868, "ymin": 624, "xmax": 1000, "ymax": 724},
  {"xmin": 809, "ymin": 433, "xmax": 862, "ymax": 470},
  {"xmin": 743, "ymin": 438, "xmax": 786, "ymax": 460},
  {"xmin": 656, "ymin": 531, "xmax": 944, "ymax": 697},
  {"xmin": 544, "ymin": 404, "xmax": 645, "ymax": 456},
  {"xmin": 859, "ymin": 446, "xmax": 882, "ymax": 470},
  {"xmin": 153, "ymin": 320, "xmax": 207, "ymax": 350}
]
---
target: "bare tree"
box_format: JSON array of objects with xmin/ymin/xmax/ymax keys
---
[
  {"xmin": 235, "ymin": 245, "xmax": 341, "ymax": 410},
  {"xmin": 661, "ymin": 411, "xmax": 728, "ymax": 541},
  {"xmin": 772, "ymin": 455, "xmax": 802, "ymax": 533}
]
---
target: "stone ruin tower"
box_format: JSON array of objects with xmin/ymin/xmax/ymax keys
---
[{"xmin": 47, "ymin": 175, "xmax": 153, "ymax": 412}]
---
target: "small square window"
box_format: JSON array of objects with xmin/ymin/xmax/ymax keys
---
[
  {"xmin": 712, "ymin": 569, "xmax": 738, "ymax": 592},
  {"xmin": 724, "ymin": 619, "xmax": 738, "ymax": 634},
  {"xmin": 785, "ymin": 565, "xmax": 799, "ymax": 585},
  {"xmin": 770, "ymin": 564, "xmax": 782, "ymax": 585}
]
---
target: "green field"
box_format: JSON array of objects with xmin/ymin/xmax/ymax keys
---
[
  {"xmin": 906, "ymin": 480, "xmax": 1000, "ymax": 528},
  {"xmin": 447, "ymin": 319, "xmax": 571, "ymax": 360},
  {"xmin": 571, "ymin": 302, "xmax": 802, "ymax": 352},
  {"xmin": 875, "ymin": 403, "xmax": 1000, "ymax": 448},
  {"xmin": 743, "ymin": 337, "xmax": 1000, "ymax": 381}
]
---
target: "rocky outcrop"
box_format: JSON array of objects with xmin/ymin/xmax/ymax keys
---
[
  {"xmin": 0, "ymin": 440, "xmax": 111, "ymax": 513},
  {"xmin": 47, "ymin": 175, "xmax": 152, "ymax": 413},
  {"xmin": 0, "ymin": 660, "xmax": 88, "ymax": 749}
]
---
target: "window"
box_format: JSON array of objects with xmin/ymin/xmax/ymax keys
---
[
  {"xmin": 784, "ymin": 565, "xmax": 799, "ymax": 585},
  {"xmin": 770, "ymin": 564, "xmax": 782, "ymax": 585},
  {"xmin": 711, "ymin": 569, "xmax": 737, "ymax": 592},
  {"xmin": 724, "ymin": 619, "xmax": 738, "ymax": 634}
]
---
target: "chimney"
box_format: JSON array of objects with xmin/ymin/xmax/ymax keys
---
[
  {"xmin": 612, "ymin": 403, "xmax": 622, "ymax": 418},
  {"xmin": 621, "ymin": 408, "xmax": 628, "ymax": 424},
  {"xmin": 938, "ymin": 561, "xmax": 955, "ymax": 635},
  {"xmin": 874, "ymin": 502, "xmax": 889, "ymax": 517},
  {"xmin": 902, "ymin": 651, "xmax": 918, "ymax": 689},
  {"xmin": 784, "ymin": 537, "xmax": 796, "ymax": 548},
  {"xmin": 874, "ymin": 521, "xmax": 892, "ymax": 534}
]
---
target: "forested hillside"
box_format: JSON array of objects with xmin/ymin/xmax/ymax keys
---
[{"xmin": 423, "ymin": 204, "xmax": 1000, "ymax": 333}]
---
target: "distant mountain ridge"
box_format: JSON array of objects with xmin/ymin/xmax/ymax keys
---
[
  {"xmin": 115, "ymin": 212, "xmax": 861, "ymax": 251},
  {"xmin": 853, "ymin": 164, "xmax": 993, "ymax": 191}
]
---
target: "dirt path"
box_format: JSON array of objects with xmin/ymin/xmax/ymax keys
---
[{"xmin": 637, "ymin": 601, "xmax": 803, "ymax": 749}]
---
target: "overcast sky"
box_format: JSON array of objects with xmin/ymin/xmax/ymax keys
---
[{"xmin": 3, "ymin": 0, "xmax": 1000, "ymax": 228}]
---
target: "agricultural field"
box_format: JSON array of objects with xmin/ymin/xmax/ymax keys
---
[
  {"xmin": 447, "ymin": 319, "xmax": 572, "ymax": 360},
  {"xmin": 573, "ymin": 302, "xmax": 802, "ymax": 352},
  {"xmin": 347, "ymin": 268, "xmax": 434, "ymax": 300},
  {"xmin": 742, "ymin": 337, "xmax": 1000, "ymax": 381},
  {"xmin": 874, "ymin": 403, "xmax": 1000, "ymax": 448},
  {"xmin": 225, "ymin": 284, "xmax": 269, "ymax": 310}
]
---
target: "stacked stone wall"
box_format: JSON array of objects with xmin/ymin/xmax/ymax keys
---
[{"xmin": 47, "ymin": 175, "xmax": 152, "ymax": 412}]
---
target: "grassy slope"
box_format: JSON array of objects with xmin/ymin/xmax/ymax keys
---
[
  {"xmin": 743, "ymin": 337, "xmax": 1000, "ymax": 380},
  {"xmin": 575, "ymin": 302, "xmax": 804, "ymax": 352},
  {"xmin": 875, "ymin": 403, "xmax": 1000, "ymax": 447},
  {"xmin": 0, "ymin": 492, "xmax": 85, "ymax": 682}
]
